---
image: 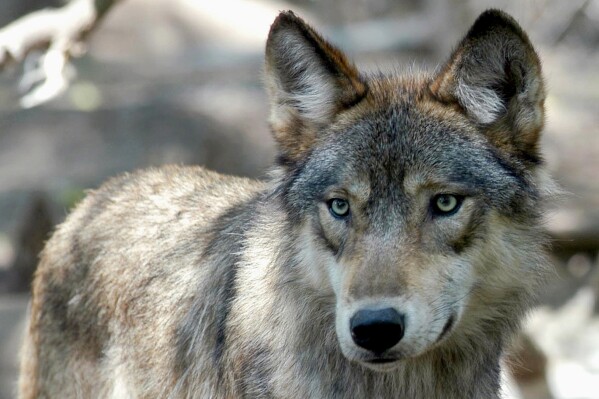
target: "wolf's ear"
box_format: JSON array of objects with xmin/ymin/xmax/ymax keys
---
[
  {"xmin": 265, "ymin": 11, "xmax": 367, "ymax": 162},
  {"xmin": 430, "ymin": 10, "xmax": 545, "ymax": 160}
]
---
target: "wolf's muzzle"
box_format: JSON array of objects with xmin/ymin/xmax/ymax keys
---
[{"xmin": 350, "ymin": 308, "xmax": 405, "ymax": 354}]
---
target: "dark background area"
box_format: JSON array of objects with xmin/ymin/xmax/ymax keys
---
[{"xmin": 0, "ymin": 1, "xmax": 598, "ymax": 398}]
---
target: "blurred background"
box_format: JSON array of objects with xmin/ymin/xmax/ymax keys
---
[{"xmin": 0, "ymin": 0, "xmax": 598, "ymax": 398}]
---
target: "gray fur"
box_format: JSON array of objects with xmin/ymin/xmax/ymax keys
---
[{"xmin": 19, "ymin": 9, "xmax": 553, "ymax": 399}]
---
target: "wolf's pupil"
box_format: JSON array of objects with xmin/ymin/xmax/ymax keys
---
[
  {"xmin": 330, "ymin": 199, "xmax": 350, "ymax": 218},
  {"xmin": 434, "ymin": 194, "xmax": 459, "ymax": 214}
]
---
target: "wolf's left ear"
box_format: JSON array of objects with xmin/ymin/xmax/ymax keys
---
[
  {"xmin": 265, "ymin": 11, "xmax": 367, "ymax": 162},
  {"xmin": 430, "ymin": 10, "xmax": 545, "ymax": 160}
]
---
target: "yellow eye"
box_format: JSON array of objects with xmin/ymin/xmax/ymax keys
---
[
  {"xmin": 433, "ymin": 194, "xmax": 462, "ymax": 215},
  {"xmin": 329, "ymin": 198, "xmax": 350, "ymax": 218}
]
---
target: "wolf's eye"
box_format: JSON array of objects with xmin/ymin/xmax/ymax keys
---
[
  {"xmin": 432, "ymin": 194, "xmax": 462, "ymax": 216},
  {"xmin": 329, "ymin": 198, "xmax": 350, "ymax": 218}
]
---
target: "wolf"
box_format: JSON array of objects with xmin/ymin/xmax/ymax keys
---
[{"xmin": 19, "ymin": 9, "xmax": 554, "ymax": 398}]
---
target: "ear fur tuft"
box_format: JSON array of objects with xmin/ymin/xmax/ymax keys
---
[{"xmin": 430, "ymin": 9, "xmax": 545, "ymax": 159}]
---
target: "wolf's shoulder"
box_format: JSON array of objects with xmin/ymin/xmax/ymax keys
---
[{"xmin": 44, "ymin": 165, "xmax": 264, "ymax": 263}]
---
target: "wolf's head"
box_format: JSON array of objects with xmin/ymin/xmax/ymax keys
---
[{"xmin": 264, "ymin": 10, "xmax": 551, "ymax": 372}]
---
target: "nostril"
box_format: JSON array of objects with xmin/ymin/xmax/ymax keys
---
[{"xmin": 350, "ymin": 307, "xmax": 405, "ymax": 354}]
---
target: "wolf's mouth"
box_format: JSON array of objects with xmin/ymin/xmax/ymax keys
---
[
  {"xmin": 361, "ymin": 357, "xmax": 401, "ymax": 372},
  {"xmin": 367, "ymin": 357, "xmax": 398, "ymax": 364}
]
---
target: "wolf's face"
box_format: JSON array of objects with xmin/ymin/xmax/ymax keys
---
[{"xmin": 265, "ymin": 11, "xmax": 546, "ymax": 371}]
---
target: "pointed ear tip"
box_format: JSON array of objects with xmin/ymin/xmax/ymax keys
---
[
  {"xmin": 267, "ymin": 10, "xmax": 307, "ymax": 50},
  {"xmin": 270, "ymin": 10, "xmax": 303, "ymax": 33},
  {"xmin": 475, "ymin": 9, "xmax": 518, "ymax": 25},
  {"xmin": 469, "ymin": 9, "xmax": 525, "ymax": 37}
]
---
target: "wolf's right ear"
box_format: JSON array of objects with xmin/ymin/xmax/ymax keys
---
[
  {"xmin": 430, "ymin": 10, "xmax": 545, "ymax": 160},
  {"xmin": 265, "ymin": 11, "xmax": 367, "ymax": 163}
]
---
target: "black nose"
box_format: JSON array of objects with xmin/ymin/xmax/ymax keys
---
[{"xmin": 350, "ymin": 307, "xmax": 405, "ymax": 354}]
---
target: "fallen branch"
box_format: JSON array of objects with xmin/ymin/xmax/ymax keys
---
[{"xmin": 0, "ymin": 0, "xmax": 121, "ymax": 107}]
